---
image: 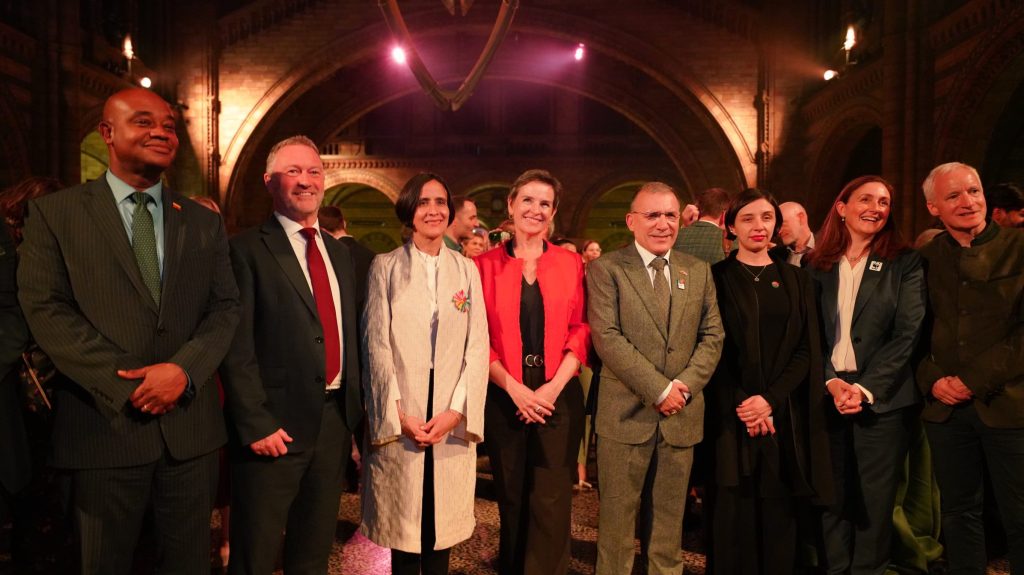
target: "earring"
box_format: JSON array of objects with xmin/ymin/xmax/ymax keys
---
[{"xmin": 841, "ymin": 216, "xmax": 846, "ymax": 222}]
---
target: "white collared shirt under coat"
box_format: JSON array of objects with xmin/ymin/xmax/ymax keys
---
[
  {"xmin": 274, "ymin": 212, "xmax": 344, "ymax": 389},
  {"xmin": 360, "ymin": 242, "xmax": 489, "ymax": 553}
]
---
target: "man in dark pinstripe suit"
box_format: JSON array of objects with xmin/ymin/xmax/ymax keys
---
[{"xmin": 17, "ymin": 88, "xmax": 240, "ymax": 574}]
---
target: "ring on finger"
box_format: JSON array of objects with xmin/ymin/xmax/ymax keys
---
[{"xmin": 533, "ymin": 406, "xmax": 542, "ymax": 414}]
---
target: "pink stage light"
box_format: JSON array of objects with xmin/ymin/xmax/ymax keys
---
[
  {"xmin": 391, "ymin": 46, "xmax": 407, "ymax": 65},
  {"xmin": 574, "ymin": 43, "xmax": 585, "ymax": 61}
]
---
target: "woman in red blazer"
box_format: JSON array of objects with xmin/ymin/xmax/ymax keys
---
[{"xmin": 474, "ymin": 169, "xmax": 590, "ymax": 575}]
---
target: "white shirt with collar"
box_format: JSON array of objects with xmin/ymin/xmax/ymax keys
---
[
  {"xmin": 828, "ymin": 254, "xmax": 875, "ymax": 404},
  {"xmin": 107, "ymin": 170, "xmax": 165, "ymax": 274},
  {"xmin": 275, "ymin": 212, "xmax": 345, "ymax": 390},
  {"xmin": 633, "ymin": 241, "xmax": 690, "ymax": 405}
]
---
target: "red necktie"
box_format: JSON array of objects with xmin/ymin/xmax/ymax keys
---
[{"xmin": 299, "ymin": 228, "xmax": 340, "ymax": 387}]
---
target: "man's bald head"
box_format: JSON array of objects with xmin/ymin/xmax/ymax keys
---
[
  {"xmin": 778, "ymin": 201, "xmax": 811, "ymax": 249},
  {"xmin": 98, "ymin": 88, "xmax": 179, "ymax": 187}
]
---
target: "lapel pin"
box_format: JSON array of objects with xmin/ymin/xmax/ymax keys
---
[
  {"xmin": 451, "ymin": 289, "xmax": 470, "ymax": 313},
  {"xmin": 677, "ymin": 268, "xmax": 687, "ymax": 290},
  {"xmin": 771, "ymin": 280, "xmax": 780, "ymax": 288},
  {"xmin": 869, "ymin": 261, "xmax": 882, "ymax": 271},
  {"xmin": 171, "ymin": 202, "xmax": 182, "ymax": 211}
]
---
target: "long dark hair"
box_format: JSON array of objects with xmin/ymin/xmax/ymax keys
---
[{"xmin": 806, "ymin": 175, "xmax": 907, "ymax": 271}]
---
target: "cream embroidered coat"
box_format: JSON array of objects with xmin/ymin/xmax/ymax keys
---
[{"xmin": 359, "ymin": 243, "xmax": 489, "ymax": 552}]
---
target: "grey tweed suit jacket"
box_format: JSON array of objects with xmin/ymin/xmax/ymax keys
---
[
  {"xmin": 17, "ymin": 178, "xmax": 240, "ymax": 469},
  {"xmin": 587, "ymin": 244, "xmax": 724, "ymax": 447}
]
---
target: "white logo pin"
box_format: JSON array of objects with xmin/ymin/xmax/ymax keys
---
[{"xmin": 869, "ymin": 261, "xmax": 883, "ymax": 271}]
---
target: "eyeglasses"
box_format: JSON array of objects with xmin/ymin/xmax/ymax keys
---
[{"xmin": 630, "ymin": 211, "xmax": 680, "ymax": 223}]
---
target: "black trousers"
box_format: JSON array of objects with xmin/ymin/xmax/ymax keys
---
[
  {"xmin": 229, "ymin": 398, "xmax": 351, "ymax": 575},
  {"xmin": 821, "ymin": 406, "xmax": 912, "ymax": 575},
  {"xmin": 391, "ymin": 370, "xmax": 452, "ymax": 575},
  {"xmin": 72, "ymin": 448, "xmax": 219, "ymax": 575},
  {"xmin": 485, "ymin": 372, "xmax": 584, "ymax": 575},
  {"xmin": 925, "ymin": 404, "xmax": 1024, "ymax": 575}
]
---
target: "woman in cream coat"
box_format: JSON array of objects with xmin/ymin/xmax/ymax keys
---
[{"xmin": 361, "ymin": 173, "xmax": 489, "ymax": 574}]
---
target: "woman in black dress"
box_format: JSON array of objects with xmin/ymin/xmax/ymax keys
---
[{"xmin": 706, "ymin": 188, "xmax": 832, "ymax": 575}]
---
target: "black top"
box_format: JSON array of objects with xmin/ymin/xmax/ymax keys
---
[
  {"xmin": 742, "ymin": 263, "xmax": 789, "ymax": 391},
  {"xmin": 520, "ymin": 278, "xmax": 545, "ymax": 359}
]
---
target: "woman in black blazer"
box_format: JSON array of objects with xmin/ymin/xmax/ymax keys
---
[{"xmin": 806, "ymin": 175, "xmax": 927, "ymax": 575}]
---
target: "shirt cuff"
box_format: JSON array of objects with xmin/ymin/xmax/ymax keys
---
[
  {"xmin": 853, "ymin": 383, "xmax": 874, "ymax": 405},
  {"xmin": 657, "ymin": 382, "xmax": 673, "ymax": 405},
  {"xmin": 672, "ymin": 379, "xmax": 692, "ymax": 402},
  {"xmin": 450, "ymin": 378, "xmax": 467, "ymax": 416}
]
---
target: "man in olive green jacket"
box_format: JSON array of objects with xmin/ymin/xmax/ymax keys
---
[{"xmin": 917, "ymin": 162, "xmax": 1024, "ymax": 574}]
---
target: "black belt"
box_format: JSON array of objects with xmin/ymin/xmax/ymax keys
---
[{"xmin": 524, "ymin": 354, "xmax": 544, "ymax": 367}]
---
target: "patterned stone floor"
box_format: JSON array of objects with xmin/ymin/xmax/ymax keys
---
[
  {"xmin": 254, "ymin": 462, "xmax": 1009, "ymax": 575},
  {"xmin": 1, "ymin": 459, "xmax": 1010, "ymax": 574}
]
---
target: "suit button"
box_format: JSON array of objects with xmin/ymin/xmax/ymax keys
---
[
  {"xmin": 314, "ymin": 336, "xmax": 324, "ymax": 344},
  {"xmin": 156, "ymin": 327, "xmax": 166, "ymax": 336},
  {"xmin": 853, "ymin": 337, "xmax": 861, "ymax": 344},
  {"xmin": 315, "ymin": 376, "xmax": 325, "ymax": 384}
]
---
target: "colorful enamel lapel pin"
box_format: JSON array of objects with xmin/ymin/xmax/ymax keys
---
[{"xmin": 452, "ymin": 289, "xmax": 470, "ymax": 312}]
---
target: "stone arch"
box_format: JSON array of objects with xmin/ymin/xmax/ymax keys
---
[
  {"xmin": 566, "ymin": 169, "xmax": 682, "ymax": 237},
  {"xmin": 323, "ymin": 168, "xmax": 401, "ymax": 202},
  {"xmin": 934, "ymin": 3, "xmax": 1024, "ymax": 165},
  {"xmin": 806, "ymin": 102, "xmax": 883, "ymax": 221},
  {"xmin": 579, "ymin": 181, "xmax": 647, "ymax": 251},
  {"xmin": 322, "ymin": 182, "xmax": 402, "ymax": 252},
  {"xmin": 221, "ymin": 8, "xmax": 751, "ymax": 223}
]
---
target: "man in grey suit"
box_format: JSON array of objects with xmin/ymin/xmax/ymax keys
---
[
  {"xmin": 17, "ymin": 88, "xmax": 240, "ymax": 574},
  {"xmin": 220, "ymin": 135, "xmax": 362, "ymax": 575},
  {"xmin": 588, "ymin": 182, "xmax": 724, "ymax": 574},
  {"xmin": 673, "ymin": 187, "xmax": 730, "ymax": 264}
]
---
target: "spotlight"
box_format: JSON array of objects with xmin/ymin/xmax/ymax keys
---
[
  {"xmin": 391, "ymin": 46, "xmax": 407, "ymax": 65},
  {"xmin": 823, "ymin": 69, "xmax": 838, "ymax": 81},
  {"xmin": 574, "ymin": 43, "xmax": 585, "ymax": 61},
  {"xmin": 139, "ymin": 76, "xmax": 152, "ymax": 88}
]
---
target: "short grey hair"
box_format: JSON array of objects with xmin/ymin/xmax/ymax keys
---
[
  {"xmin": 630, "ymin": 181, "xmax": 680, "ymax": 212},
  {"xmin": 922, "ymin": 162, "xmax": 981, "ymax": 202},
  {"xmin": 265, "ymin": 135, "xmax": 320, "ymax": 174}
]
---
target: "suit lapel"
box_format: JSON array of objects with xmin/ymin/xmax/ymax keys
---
[
  {"xmin": 437, "ymin": 248, "xmax": 465, "ymax": 356},
  {"xmin": 621, "ymin": 247, "xmax": 668, "ymax": 341},
  {"xmin": 83, "ymin": 179, "xmax": 159, "ymax": 314},
  {"xmin": 260, "ymin": 218, "xmax": 318, "ymax": 318},
  {"xmin": 159, "ymin": 190, "xmax": 184, "ymax": 318},
  {"xmin": 820, "ymin": 266, "xmax": 839, "ymax": 345},
  {"xmin": 852, "ymin": 254, "xmax": 883, "ymax": 324},
  {"xmin": 667, "ymin": 256, "xmax": 692, "ymax": 341}
]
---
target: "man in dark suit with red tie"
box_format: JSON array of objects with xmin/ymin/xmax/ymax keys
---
[
  {"xmin": 17, "ymin": 88, "xmax": 240, "ymax": 574},
  {"xmin": 220, "ymin": 135, "xmax": 362, "ymax": 575}
]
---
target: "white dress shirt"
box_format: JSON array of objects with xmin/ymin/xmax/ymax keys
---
[
  {"xmin": 829, "ymin": 255, "xmax": 874, "ymax": 404},
  {"xmin": 275, "ymin": 212, "xmax": 345, "ymax": 390}
]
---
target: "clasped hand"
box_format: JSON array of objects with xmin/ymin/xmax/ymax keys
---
[
  {"xmin": 932, "ymin": 375, "xmax": 972, "ymax": 406},
  {"xmin": 508, "ymin": 380, "xmax": 556, "ymax": 424},
  {"xmin": 401, "ymin": 409, "xmax": 463, "ymax": 448},
  {"xmin": 120, "ymin": 362, "xmax": 188, "ymax": 416},
  {"xmin": 736, "ymin": 395, "xmax": 774, "ymax": 437},
  {"xmin": 656, "ymin": 380, "xmax": 689, "ymax": 416},
  {"xmin": 826, "ymin": 379, "xmax": 864, "ymax": 415}
]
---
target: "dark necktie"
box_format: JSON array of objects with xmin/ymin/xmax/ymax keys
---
[
  {"xmin": 299, "ymin": 228, "xmax": 340, "ymax": 386},
  {"xmin": 650, "ymin": 256, "xmax": 670, "ymax": 324},
  {"xmin": 130, "ymin": 192, "xmax": 161, "ymax": 306}
]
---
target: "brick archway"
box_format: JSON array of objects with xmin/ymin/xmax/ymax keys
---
[{"xmin": 217, "ymin": 6, "xmax": 753, "ymax": 228}]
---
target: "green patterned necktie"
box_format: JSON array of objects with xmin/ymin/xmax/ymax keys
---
[{"xmin": 131, "ymin": 192, "xmax": 161, "ymax": 306}]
